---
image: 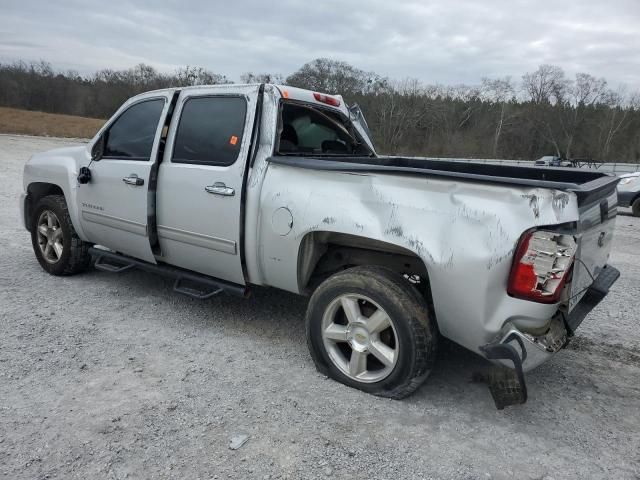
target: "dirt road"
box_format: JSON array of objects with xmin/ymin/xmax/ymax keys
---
[{"xmin": 1, "ymin": 135, "xmax": 639, "ymax": 479}]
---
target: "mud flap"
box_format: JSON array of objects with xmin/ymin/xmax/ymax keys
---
[{"xmin": 478, "ymin": 342, "xmax": 528, "ymax": 409}]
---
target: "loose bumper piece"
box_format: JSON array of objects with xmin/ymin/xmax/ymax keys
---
[
  {"xmin": 566, "ymin": 265, "xmax": 620, "ymax": 334},
  {"xmin": 480, "ymin": 264, "xmax": 619, "ymax": 409}
]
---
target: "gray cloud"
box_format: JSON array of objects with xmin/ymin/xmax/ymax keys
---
[{"xmin": 0, "ymin": 0, "xmax": 638, "ymax": 87}]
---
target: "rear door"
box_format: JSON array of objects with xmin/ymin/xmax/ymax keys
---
[
  {"xmin": 155, "ymin": 85, "xmax": 260, "ymax": 285},
  {"xmin": 77, "ymin": 92, "xmax": 173, "ymax": 263}
]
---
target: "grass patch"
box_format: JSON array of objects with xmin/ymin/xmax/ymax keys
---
[{"xmin": 0, "ymin": 107, "xmax": 105, "ymax": 139}]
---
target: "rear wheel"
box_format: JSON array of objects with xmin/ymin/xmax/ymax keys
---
[
  {"xmin": 305, "ymin": 266, "xmax": 437, "ymax": 399},
  {"xmin": 31, "ymin": 195, "xmax": 91, "ymax": 275},
  {"xmin": 632, "ymin": 197, "xmax": 640, "ymax": 217}
]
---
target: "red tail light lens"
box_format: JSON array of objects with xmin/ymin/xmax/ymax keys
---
[
  {"xmin": 507, "ymin": 230, "xmax": 577, "ymax": 303},
  {"xmin": 313, "ymin": 92, "xmax": 341, "ymax": 107}
]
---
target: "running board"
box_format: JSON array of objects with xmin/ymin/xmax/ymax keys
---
[{"xmin": 89, "ymin": 247, "xmax": 247, "ymax": 299}]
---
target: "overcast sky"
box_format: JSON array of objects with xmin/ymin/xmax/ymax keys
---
[{"xmin": 1, "ymin": 0, "xmax": 639, "ymax": 87}]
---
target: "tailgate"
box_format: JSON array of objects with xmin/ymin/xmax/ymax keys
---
[{"xmin": 569, "ymin": 188, "xmax": 618, "ymax": 311}]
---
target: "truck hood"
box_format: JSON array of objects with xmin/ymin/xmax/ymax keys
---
[
  {"xmin": 30, "ymin": 145, "xmax": 87, "ymax": 162},
  {"xmin": 618, "ymin": 172, "xmax": 640, "ymax": 179},
  {"xmin": 23, "ymin": 144, "xmax": 89, "ymax": 192}
]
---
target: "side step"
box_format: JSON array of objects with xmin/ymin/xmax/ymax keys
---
[{"xmin": 89, "ymin": 247, "xmax": 247, "ymax": 299}]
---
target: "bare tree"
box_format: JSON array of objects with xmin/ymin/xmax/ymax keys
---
[
  {"xmin": 1, "ymin": 59, "xmax": 639, "ymax": 162},
  {"xmin": 373, "ymin": 79, "xmax": 430, "ymax": 152},
  {"xmin": 481, "ymin": 77, "xmax": 516, "ymax": 156},
  {"xmin": 521, "ymin": 65, "xmax": 570, "ymax": 157},
  {"xmin": 522, "ymin": 64, "xmax": 568, "ymax": 105},
  {"xmin": 598, "ymin": 88, "xmax": 637, "ymax": 158},
  {"xmin": 559, "ymin": 73, "xmax": 608, "ymax": 158},
  {"xmin": 175, "ymin": 66, "xmax": 231, "ymax": 86},
  {"xmin": 240, "ymin": 72, "xmax": 285, "ymax": 84},
  {"xmin": 285, "ymin": 58, "xmax": 387, "ymax": 96}
]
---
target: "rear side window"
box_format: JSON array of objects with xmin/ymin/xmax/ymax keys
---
[
  {"xmin": 172, "ymin": 96, "xmax": 247, "ymax": 166},
  {"xmin": 277, "ymin": 103, "xmax": 372, "ymax": 156},
  {"xmin": 103, "ymin": 99, "xmax": 165, "ymax": 159}
]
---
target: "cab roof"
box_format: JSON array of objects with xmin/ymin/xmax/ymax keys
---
[{"xmin": 133, "ymin": 83, "xmax": 348, "ymax": 115}]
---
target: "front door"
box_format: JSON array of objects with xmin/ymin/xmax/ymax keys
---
[
  {"xmin": 155, "ymin": 86, "xmax": 260, "ymax": 284},
  {"xmin": 77, "ymin": 93, "xmax": 172, "ymax": 263}
]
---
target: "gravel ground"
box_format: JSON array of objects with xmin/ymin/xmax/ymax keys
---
[{"xmin": 1, "ymin": 134, "xmax": 639, "ymax": 480}]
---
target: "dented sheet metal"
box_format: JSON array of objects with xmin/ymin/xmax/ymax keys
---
[
  {"xmin": 249, "ymin": 160, "xmax": 584, "ymax": 355},
  {"xmin": 241, "ymin": 88, "xmax": 617, "ymax": 359}
]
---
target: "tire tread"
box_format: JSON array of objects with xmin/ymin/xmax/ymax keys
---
[
  {"xmin": 306, "ymin": 265, "xmax": 437, "ymax": 399},
  {"xmin": 31, "ymin": 195, "xmax": 91, "ymax": 275}
]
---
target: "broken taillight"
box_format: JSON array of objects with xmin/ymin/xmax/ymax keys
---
[
  {"xmin": 313, "ymin": 92, "xmax": 341, "ymax": 107},
  {"xmin": 507, "ymin": 230, "xmax": 577, "ymax": 304}
]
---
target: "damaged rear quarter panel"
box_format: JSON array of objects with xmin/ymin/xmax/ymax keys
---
[{"xmin": 255, "ymin": 163, "xmax": 579, "ymax": 354}]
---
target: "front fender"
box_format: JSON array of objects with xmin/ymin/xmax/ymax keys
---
[{"xmin": 23, "ymin": 145, "xmax": 90, "ymax": 240}]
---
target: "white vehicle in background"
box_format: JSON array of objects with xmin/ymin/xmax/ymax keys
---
[
  {"xmin": 19, "ymin": 83, "xmax": 620, "ymax": 408},
  {"xmin": 534, "ymin": 156, "xmax": 572, "ymax": 167},
  {"xmin": 617, "ymin": 172, "xmax": 640, "ymax": 217}
]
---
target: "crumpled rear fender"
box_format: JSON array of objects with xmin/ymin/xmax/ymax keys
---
[{"xmin": 256, "ymin": 163, "xmax": 579, "ymax": 355}]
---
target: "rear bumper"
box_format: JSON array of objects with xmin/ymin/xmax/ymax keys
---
[
  {"xmin": 482, "ymin": 264, "xmax": 620, "ymax": 372},
  {"xmin": 565, "ymin": 264, "xmax": 620, "ymax": 333}
]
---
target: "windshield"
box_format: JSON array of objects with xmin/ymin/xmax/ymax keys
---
[{"xmin": 277, "ymin": 102, "xmax": 373, "ymax": 156}]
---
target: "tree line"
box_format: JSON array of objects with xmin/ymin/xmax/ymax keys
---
[{"xmin": 0, "ymin": 59, "xmax": 638, "ymax": 162}]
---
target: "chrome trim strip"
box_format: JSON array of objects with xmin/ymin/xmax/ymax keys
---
[
  {"xmin": 82, "ymin": 210, "xmax": 147, "ymax": 236},
  {"xmin": 157, "ymin": 225, "xmax": 237, "ymax": 255}
]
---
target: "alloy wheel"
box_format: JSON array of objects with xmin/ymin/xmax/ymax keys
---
[
  {"xmin": 36, "ymin": 210, "xmax": 63, "ymax": 264},
  {"xmin": 321, "ymin": 293, "xmax": 399, "ymax": 383}
]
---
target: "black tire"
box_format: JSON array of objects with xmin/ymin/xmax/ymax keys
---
[
  {"xmin": 30, "ymin": 195, "xmax": 92, "ymax": 275},
  {"xmin": 632, "ymin": 197, "xmax": 640, "ymax": 218},
  {"xmin": 305, "ymin": 265, "xmax": 437, "ymax": 399}
]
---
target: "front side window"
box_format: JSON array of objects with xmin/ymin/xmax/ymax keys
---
[
  {"xmin": 172, "ymin": 96, "xmax": 247, "ymax": 166},
  {"xmin": 103, "ymin": 99, "xmax": 165, "ymax": 159}
]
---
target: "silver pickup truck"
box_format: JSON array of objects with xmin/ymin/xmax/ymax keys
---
[{"xmin": 20, "ymin": 84, "xmax": 620, "ymax": 408}]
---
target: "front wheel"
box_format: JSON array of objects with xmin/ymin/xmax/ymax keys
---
[
  {"xmin": 30, "ymin": 195, "xmax": 92, "ymax": 275},
  {"xmin": 305, "ymin": 266, "xmax": 437, "ymax": 399}
]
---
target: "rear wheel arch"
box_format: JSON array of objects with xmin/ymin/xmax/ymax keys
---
[{"xmin": 296, "ymin": 231, "xmax": 437, "ymax": 317}]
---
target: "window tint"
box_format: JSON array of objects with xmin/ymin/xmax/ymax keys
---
[
  {"xmin": 103, "ymin": 99, "xmax": 165, "ymax": 159},
  {"xmin": 172, "ymin": 96, "xmax": 247, "ymax": 166}
]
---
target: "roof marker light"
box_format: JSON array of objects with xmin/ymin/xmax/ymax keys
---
[{"xmin": 313, "ymin": 92, "xmax": 341, "ymax": 107}]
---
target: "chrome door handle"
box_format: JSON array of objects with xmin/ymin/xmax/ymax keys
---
[
  {"xmin": 205, "ymin": 182, "xmax": 235, "ymax": 196},
  {"xmin": 123, "ymin": 174, "xmax": 144, "ymax": 186}
]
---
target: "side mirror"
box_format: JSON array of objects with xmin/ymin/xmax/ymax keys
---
[
  {"xmin": 91, "ymin": 135, "xmax": 105, "ymax": 161},
  {"xmin": 77, "ymin": 166, "xmax": 92, "ymax": 184}
]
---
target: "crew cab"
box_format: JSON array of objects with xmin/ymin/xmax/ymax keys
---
[{"xmin": 20, "ymin": 84, "xmax": 620, "ymax": 407}]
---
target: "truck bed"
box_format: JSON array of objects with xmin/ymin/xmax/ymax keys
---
[{"xmin": 268, "ymin": 156, "xmax": 619, "ymax": 206}]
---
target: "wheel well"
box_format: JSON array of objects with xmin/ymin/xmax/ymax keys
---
[
  {"xmin": 25, "ymin": 183, "xmax": 64, "ymax": 230},
  {"xmin": 298, "ymin": 231, "xmax": 435, "ymax": 306}
]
